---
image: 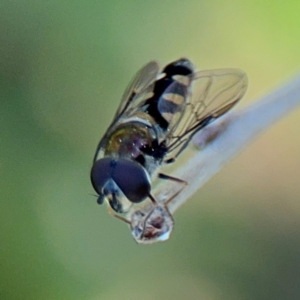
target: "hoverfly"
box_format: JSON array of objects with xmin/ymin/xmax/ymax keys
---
[{"xmin": 91, "ymin": 58, "xmax": 247, "ymax": 243}]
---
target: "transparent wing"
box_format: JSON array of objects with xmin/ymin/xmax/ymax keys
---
[
  {"xmin": 93, "ymin": 61, "xmax": 160, "ymax": 162},
  {"xmin": 165, "ymin": 68, "xmax": 248, "ymax": 159},
  {"xmin": 114, "ymin": 61, "xmax": 160, "ymax": 118}
]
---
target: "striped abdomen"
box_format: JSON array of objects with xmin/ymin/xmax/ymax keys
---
[{"xmin": 144, "ymin": 58, "xmax": 195, "ymax": 130}]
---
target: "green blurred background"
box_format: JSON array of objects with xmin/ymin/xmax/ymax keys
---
[{"xmin": 1, "ymin": 1, "xmax": 300, "ymax": 299}]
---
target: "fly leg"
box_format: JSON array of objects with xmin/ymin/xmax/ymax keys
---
[
  {"xmin": 148, "ymin": 193, "xmax": 158, "ymax": 205},
  {"xmin": 107, "ymin": 206, "xmax": 131, "ymax": 224},
  {"xmin": 165, "ymin": 181, "xmax": 187, "ymax": 206},
  {"xmin": 157, "ymin": 173, "xmax": 187, "ymax": 206},
  {"xmin": 158, "ymin": 173, "xmax": 187, "ymax": 185},
  {"xmin": 107, "ymin": 194, "xmax": 159, "ymax": 223}
]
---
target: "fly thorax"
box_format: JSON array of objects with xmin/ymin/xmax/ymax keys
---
[{"xmin": 104, "ymin": 122, "xmax": 156, "ymax": 162}]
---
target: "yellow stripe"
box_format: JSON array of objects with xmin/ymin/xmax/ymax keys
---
[
  {"xmin": 156, "ymin": 72, "xmax": 166, "ymax": 80},
  {"xmin": 144, "ymin": 91, "xmax": 154, "ymax": 100},
  {"xmin": 161, "ymin": 112, "xmax": 174, "ymax": 122},
  {"xmin": 173, "ymin": 75, "xmax": 191, "ymax": 86},
  {"xmin": 163, "ymin": 93, "xmax": 185, "ymax": 105}
]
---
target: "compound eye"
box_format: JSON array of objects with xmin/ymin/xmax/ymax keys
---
[
  {"xmin": 113, "ymin": 159, "xmax": 151, "ymax": 203},
  {"xmin": 90, "ymin": 158, "xmax": 113, "ymax": 194}
]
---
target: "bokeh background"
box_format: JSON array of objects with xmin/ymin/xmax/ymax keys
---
[{"xmin": 1, "ymin": 1, "xmax": 300, "ymax": 299}]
